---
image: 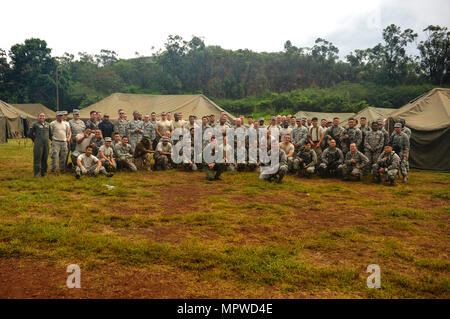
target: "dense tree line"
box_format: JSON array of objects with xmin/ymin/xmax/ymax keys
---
[{"xmin": 0, "ymin": 24, "xmax": 448, "ymax": 115}]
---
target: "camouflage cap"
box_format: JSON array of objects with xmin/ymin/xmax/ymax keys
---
[
  {"xmin": 377, "ymin": 120, "xmax": 384, "ymax": 125},
  {"xmin": 394, "ymin": 123, "xmax": 402, "ymax": 128},
  {"xmin": 259, "ymin": 117, "xmax": 265, "ymax": 121},
  {"xmin": 56, "ymin": 111, "xmax": 64, "ymax": 116},
  {"xmin": 143, "ymin": 134, "xmax": 150, "ymax": 139},
  {"xmin": 161, "ymin": 137, "xmax": 170, "ymax": 142},
  {"xmin": 104, "ymin": 137, "xmax": 112, "ymax": 142},
  {"xmin": 72, "ymin": 109, "xmax": 80, "ymax": 115},
  {"xmin": 62, "ymin": 110, "xmax": 68, "ymax": 115},
  {"xmin": 301, "ymin": 117, "xmax": 307, "ymax": 121}
]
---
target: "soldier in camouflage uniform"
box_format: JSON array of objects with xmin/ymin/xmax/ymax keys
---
[
  {"xmin": 154, "ymin": 137, "xmax": 173, "ymax": 170},
  {"xmin": 29, "ymin": 113, "xmax": 51, "ymax": 177},
  {"xmin": 390, "ymin": 122, "xmax": 410, "ymax": 182},
  {"xmin": 259, "ymin": 140, "xmax": 288, "ymax": 184},
  {"xmin": 358, "ymin": 116, "xmax": 371, "ymax": 152},
  {"xmin": 142, "ymin": 114, "xmax": 156, "ymax": 147},
  {"xmin": 203, "ymin": 136, "xmax": 228, "ymax": 181},
  {"xmin": 318, "ymin": 139, "xmax": 344, "ymax": 178},
  {"xmin": 399, "ymin": 119, "xmax": 411, "ymax": 139},
  {"xmin": 113, "ymin": 109, "xmax": 129, "ymax": 140},
  {"xmin": 291, "ymin": 118, "xmax": 308, "ymax": 151},
  {"xmin": 50, "ymin": 111, "xmax": 71, "ymax": 173},
  {"xmin": 293, "ymin": 141, "xmax": 317, "ymax": 178},
  {"xmin": 114, "ymin": 136, "xmax": 137, "ymax": 172},
  {"xmin": 134, "ymin": 135, "xmax": 154, "ymax": 171},
  {"xmin": 85, "ymin": 111, "xmax": 98, "ymax": 130},
  {"xmin": 69, "ymin": 109, "xmax": 86, "ymax": 154},
  {"xmin": 325, "ymin": 117, "xmax": 344, "ymax": 149},
  {"xmin": 340, "ymin": 118, "xmax": 362, "ymax": 155},
  {"xmin": 363, "ymin": 121, "xmax": 385, "ymax": 175},
  {"xmin": 342, "ymin": 143, "xmax": 369, "ymax": 181},
  {"xmin": 126, "ymin": 111, "xmax": 144, "ymax": 153},
  {"xmin": 378, "ymin": 120, "xmax": 390, "ymax": 148},
  {"xmin": 372, "ymin": 145, "xmax": 400, "ymax": 186}
]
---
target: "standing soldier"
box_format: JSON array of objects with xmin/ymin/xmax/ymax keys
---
[
  {"xmin": 378, "ymin": 120, "xmax": 390, "ymax": 148},
  {"xmin": 126, "ymin": 110, "xmax": 144, "ymax": 153},
  {"xmin": 341, "ymin": 143, "xmax": 369, "ymax": 181},
  {"xmin": 113, "ymin": 109, "xmax": 129, "ymax": 139},
  {"xmin": 142, "ymin": 114, "xmax": 156, "ymax": 147},
  {"xmin": 340, "ymin": 118, "xmax": 362, "ymax": 155},
  {"xmin": 29, "ymin": 112, "xmax": 51, "ymax": 177},
  {"xmin": 308, "ymin": 117, "xmax": 325, "ymax": 159},
  {"xmin": 373, "ymin": 145, "xmax": 400, "ymax": 186},
  {"xmin": 364, "ymin": 122, "xmax": 384, "ymax": 175},
  {"xmin": 50, "ymin": 111, "xmax": 71, "ymax": 173},
  {"xmin": 358, "ymin": 116, "xmax": 371, "ymax": 152},
  {"xmin": 399, "ymin": 119, "xmax": 411, "ymax": 139},
  {"xmin": 325, "ymin": 117, "xmax": 344, "ymax": 149},
  {"xmin": 390, "ymin": 123, "xmax": 410, "ymax": 182},
  {"xmin": 292, "ymin": 118, "xmax": 308, "ymax": 151},
  {"xmin": 85, "ymin": 111, "xmax": 98, "ymax": 130},
  {"xmin": 69, "ymin": 109, "xmax": 86, "ymax": 152}
]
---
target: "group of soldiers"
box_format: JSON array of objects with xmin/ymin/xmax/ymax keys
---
[{"xmin": 28, "ymin": 109, "xmax": 411, "ymax": 185}]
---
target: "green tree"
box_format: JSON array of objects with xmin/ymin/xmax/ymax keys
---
[{"xmin": 418, "ymin": 25, "xmax": 450, "ymax": 85}]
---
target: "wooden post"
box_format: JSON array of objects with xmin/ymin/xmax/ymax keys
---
[{"xmin": 56, "ymin": 66, "xmax": 59, "ymax": 112}]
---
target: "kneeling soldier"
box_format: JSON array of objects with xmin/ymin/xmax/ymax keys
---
[
  {"xmin": 372, "ymin": 145, "xmax": 400, "ymax": 186},
  {"xmin": 342, "ymin": 143, "xmax": 369, "ymax": 181},
  {"xmin": 114, "ymin": 136, "xmax": 137, "ymax": 172},
  {"xmin": 75, "ymin": 146, "xmax": 112, "ymax": 179},
  {"xmin": 293, "ymin": 141, "xmax": 317, "ymax": 177},
  {"xmin": 98, "ymin": 137, "xmax": 116, "ymax": 172},
  {"xmin": 154, "ymin": 137, "xmax": 173, "ymax": 170},
  {"xmin": 318, "ymin": 139, "xmax": 344, "ymax": 178},
  {"xmin": 134, "ymin": 135, "xmax": 154, "ymax": 171}
]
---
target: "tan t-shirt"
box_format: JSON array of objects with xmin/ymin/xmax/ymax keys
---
[
  {"xmin": 279, "ymin": 142, "xmax": 295, "ymax": 157},
  {"xmin": 156, "ymin": 120, "xmax": 173, "ymax": 137},
  {"xmin": 50, "ymin": 120, "xmax": 70, "ymax": 141}
]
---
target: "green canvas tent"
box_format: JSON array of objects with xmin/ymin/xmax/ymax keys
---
[
  {"xmin": 293, "ymin": 111, "xmax": 355, "ymax": 122},
  {"xmin": 341, "ymin": 106, "xmax": 395, "ymax": 127},
  {"xmin": 387, "ymin": 88, "xmax": 450, "ymax": 171},
  {"xmin": 76, "ymin": 93, "xmax": 234, "ymax": 120},
  {"xmin": 12, "ymin": 103, "xmax": 56, "ymax": 121},
  {"xmin": 0, "ymin": 111, "xmax": 7, "ymax": 144},
  {"xmin": 0, "ymin": 100, "xmax": 36, "ymax": 138}
]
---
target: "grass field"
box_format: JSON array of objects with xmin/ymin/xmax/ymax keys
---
[{"xmin": 0, "ymin": 139, "xmax": 449, "ymax": 298}]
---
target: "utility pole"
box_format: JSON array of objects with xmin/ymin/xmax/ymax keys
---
[{"xmin": 56, "ymin": 65, "xmax": 59, "ymax": 111}]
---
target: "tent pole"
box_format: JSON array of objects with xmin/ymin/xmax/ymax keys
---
[{"xmin": 56, "ymin": 66, "xmax": 59, "ymax": 112}]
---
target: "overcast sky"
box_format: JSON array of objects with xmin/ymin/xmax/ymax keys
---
[{"xmin": 2, "ymin": 0, "xmax": 449, "ymax": 60}]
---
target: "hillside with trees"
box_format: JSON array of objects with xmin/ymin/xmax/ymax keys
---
[{"xmin": 0, "ymin": 24, "xmax": 448, "ymax": 115}]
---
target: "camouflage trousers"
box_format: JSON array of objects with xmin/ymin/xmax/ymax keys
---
[
  {"xmin": 50, "ymin": 140, "xmax": 68, "ymax": 173},
  {"xmin": 117, "ymin": 156, "xmax": 137, "ymax": 172},
  {"xmin": 364, "ymin": 150, "xmax": 381, "ymax": 175},
  {"xmin": 295, "ymin": 164, "xmax": 315, "ymax": 177},
  {"xmin": 318, "ymin": 163, "xmax": 344, "ymax": 178},
  {"xmin": 205, "ymin": 163, "xmax": 226, "ymax": 180},
  {"xmin": 372, "ymin": 164, "xmax": 398, "ymax": 182},
  {"xmin": 134, "ymin": 153, "xmax": 152, "ymax": 171},
  {"xmin": 400, "ymin": 155, "xmax": 409, "ymax": 178},
  {"xmin": 342, "ymin": 164, "xmax": 363, "ymax": 179},
  {"xmin": 154, "ymin": 154, "xmax": 171, "ymax": 170},
  {"xmin": 259, "ymin": 165, "xmax": 288, "ymax": 182},
  {"xmin": 75, "ymin": 165, "xmax": 107, "ymax": 176},
  {"xmin": 100, "ymin": 158, "xmax": 117, "ymax": 172}
]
